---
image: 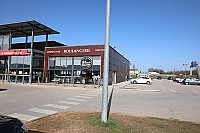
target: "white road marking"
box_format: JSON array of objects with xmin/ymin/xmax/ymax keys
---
[
  {"xmin": 89, "ymin": 90, "xmax": 101, "ymax": 93},
  {"xmin": 67, "ymin": 98, "xmax": 87, "ymax": 102},
  {"xmin": 8, "ymin": 113, "xmax": 39, "ymax": 122},
  {"xmin": 87, "ymin": 92, "xmax": 100, "ymax": 95},
  {"xmin": 170, "ymin": 90, "xmax": 177, "ymax": 93},
  {"xmin": 29, "ymin": 108, "xmax": 58, "ymax": 115},
  {"xmin": 80, "ymin": 94, "xmax": 97, "ymax": 97},
  {"xmin": 43, "ymin": 104, "xmax": 70, "ymax": 110},
  {"xmin": 74, "ymin": 95, "xmax": 93, "ymax": 99},
  {"xmin": 193, "ymin": 91, "xmax": 200, "ymax": 94},
  {"xmin": 57, "ymin": 100, "xmax": 80, "ymax": 105}
]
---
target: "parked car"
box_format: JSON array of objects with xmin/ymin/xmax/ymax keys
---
[
  {"xmin": 130, "ymin": 77, "xmax": 153, "ymax": 84},
  {"xmin": 182, "ymin": 77, "xmax": 200, "ymax": 85},
  {"xmin": 167, "ymin": 76, "xmax": 173, "ymax": 80},
  {"xmin": 0, "ymin": 115, "xmax": 29, "ymax": 133},
  {"xmin": 173, "ymin": 77, "xmax": 180, "ymax": 82},
  {"xmin": 177, "ymin": 79, "xmax": 184, "ymax": 83},
  {"xmin": 157, "ymin": 76, "xmax": 162, "ymax": 80}
]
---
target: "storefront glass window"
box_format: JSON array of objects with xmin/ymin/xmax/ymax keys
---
[
  {"xmin": 93, "ymin": 56, "xmax": 101, "ymax": 65},
  {"xmin": 74, "ymin": 57, "xmax": 81, "ymax": 70},
  {"xmin": 11, "ymin": 56, "xmax": 17, "ymax": 69},
  {"xmin": 17, "ymin": 56, "xmax": 24, "ymax": 68},
  {"xmin": 49, "ymin": 57, "xmax": 55, "ymax": 69},
  {"xmin": 0, "ymin": 36, "xmax": 2, "ymax": 50},
  {"xmin": 2, "ymin": 36, "xmax": 9, "ymax": 50},
  {"xmin": 67, "ymin": 57, "xmax": 72, "ymax": 69},
  {"xmin": 24, "ymin": 56, "xmax": 30, "ymax": 68},
  {"xmin": 60, "ymin": 57, "xmax": 67, "ymax": 69},
  {"xmin": 55, "ymin": 57, "xmax": 61, "ymax": 69}
]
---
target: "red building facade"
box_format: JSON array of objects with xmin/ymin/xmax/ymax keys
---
[{"xmin": 44, "ymin": 45, "xmax": 130, "ymax": 85}]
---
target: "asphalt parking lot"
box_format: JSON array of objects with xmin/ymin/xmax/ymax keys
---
[
  {"xmin": 112, "ymin": 79, "xmax": 200, "ymax": 122},
  {"xmin": 0, "ymin": 79, "xmax": 200, "ymax": 123}
]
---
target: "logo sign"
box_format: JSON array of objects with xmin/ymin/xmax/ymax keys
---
[
  {"xmin": 81, "ymin": 56, "xmax": 92, "ymax": 69},
  {"xmin": 0, "ymin": 49, "xmax": 28, "ymax": 56}
]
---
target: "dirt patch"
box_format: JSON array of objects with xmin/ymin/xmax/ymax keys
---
[{"xmin": 27, "ymin": 111, "xmax": 200, "ymax": 133}]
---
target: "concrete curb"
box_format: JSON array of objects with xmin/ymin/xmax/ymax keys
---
[
  {"xmin": 115, "ymin": 87, "xmax": 161, "ymax": 92},
  {"xmin": 140, "ymin": 89, "xmax": 161, "ymax": 92}
]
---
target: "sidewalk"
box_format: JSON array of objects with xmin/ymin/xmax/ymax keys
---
[{"xmin": 1, "ymin": 80, "xmax": 131, "ymax": 90}]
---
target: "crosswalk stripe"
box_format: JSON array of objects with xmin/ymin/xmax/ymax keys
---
[
  {"xmin": 43, "ymin": 104, "xmax": 70, "ymax": 109},
  {"xmin": 8, "ymin": 113, "xmax": 39, "ymax": 122},
  {"xmin": 29, "ymin": 108, "xmax": 58, "ymax": 115},
  {"xmin": 57, "ymin": 100, "xmax": 80, "ymax": 105},
  {"xmin": 80, "ymin": 94, "xmax": 97, "ymax": 97},
  {"xmin": 74, "ymin": 95, "xmax": 93, "ymax": 99},
  {"xmin": 66, "ymin": 98, "xmax": 87, "ymax": 102}
]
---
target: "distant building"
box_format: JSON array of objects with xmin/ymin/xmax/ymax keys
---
[{"xmin": 130, "ymin": 68, "xmax": 139, "ymax": 75}]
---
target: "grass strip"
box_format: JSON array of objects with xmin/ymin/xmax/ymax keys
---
[{"xmin": 90, "ymin": 115, "xmax": 131, "ymax": 133}]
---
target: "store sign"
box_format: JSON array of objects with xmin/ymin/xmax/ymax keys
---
[
  {"xmin": 81, "ymin": 56, "xmax": 92, "ymax": 69},
  {"xmin": 0, "ymin": 49, "xmax": 28, "ymax": 56},
  {"xmin": 47, "ymin": 51, "xmax": 61, "ymax": 54},
  {"xmin": 64, "ymin": 49, "xmax": 90, "ymax": 53}
]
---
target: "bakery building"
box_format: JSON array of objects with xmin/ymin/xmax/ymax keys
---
[{"xmin": 44, "ymin": 45, "xmax": 130, "ymax": 85}]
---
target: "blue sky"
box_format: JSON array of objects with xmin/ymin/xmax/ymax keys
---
[{"xmin": 0, "ymin": 0, "xmax": 199, "ymax": 72}]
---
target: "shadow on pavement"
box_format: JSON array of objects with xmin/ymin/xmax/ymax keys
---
[
  {"xmin": 0, "ymin": 89, "xmax": 7, "ymax": 91},
  {"xmin": 107, "ymin": 86, "xmax": 114, "ymax": 119}
]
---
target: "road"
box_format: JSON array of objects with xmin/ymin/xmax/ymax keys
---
[{"xmin": 0, "ymin": 80, "xmax": 200, "ymax": 123}]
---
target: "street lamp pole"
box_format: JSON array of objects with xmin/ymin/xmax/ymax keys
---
[
  {"xmin": 183, "ymin": 64, "xmax": 188, "ymax": 78},
  {"xmin": 158, "ymin": 66, "xmax": 161, "ymax": 74},
  {"xmin": 101, "ymin": 0, "xmax": 111, "ymax": 123},
  {"xmin": 172, "ymin": 50, "xmax": 174, "ymax": 75}
]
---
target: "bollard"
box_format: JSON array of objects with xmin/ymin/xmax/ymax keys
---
[
  {"xmin": 98, "ymin": 78, "xmax": 100, "ymax": 87},
  {"xmin": 63, "ymin": 78, "xmax": 65, "ymax": 87},
  {"xmin": 22, "ymin": 76, "xmax": 24, "ymax": 84},
  {"xmin": 2, "ymin": 75, "xmax": 4, "ymax": 83},
  {"xmin": 54, "ymin": 78, "xmax": 56, "ymax": 86},
  {"xmin": 73, "ymin": 77, "xmax": 75, "ymax": 87},
  {"xmin": 93, "ymin": 78, "xmax": 96, "ymax": 88},
  {"xmin": 38, "ymin": 76, "xmax": 40, "ymax": 84},
  {"xmin": 15, "ymin": 75, "xmax": 17, "ymax": 84},
  {"xmin": 46, "ymin": 77, "xmax": 47, "ymax": 85},
  {"xmin": 83, "ymin": 77, "xmax": 85, "ymax": 88}
]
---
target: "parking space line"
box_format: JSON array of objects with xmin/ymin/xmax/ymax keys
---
[
  {"xmin": 8, "ymin": 113, "xmax": 39, "ymax": 122},
  {"xmin": 57, "ymin": 100, "xmax": 80, "ymax": 105},
  {"xmin": 193, "ymin": 91, "xmax": 200, "ymax": 94},
  {"xmin": 29, "ymin": 108, "xmax": 58, "ymax": 115},
  {"xmin": 74, "ymin": 95, "xmax": 93, "ymax": 99},
  {"xmin": 66, "ymin": 98, "xmax": 87, "ymax": 102},
  {"xmin": 43, "ymin": 104, "xmax": 70, "ymax": 109},
  {"xmin": 170, "ymin": 90, "xmax": 177, "ymax": 93},
  {"xmin": 80, "ymin": 94, "xmax": 97, "ymax": 97},
  {"xmin": 87, "ymin": 92, "xmax": 100, "ymax": 95}
]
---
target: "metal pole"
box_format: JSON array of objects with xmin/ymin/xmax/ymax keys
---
[
  {"xmin": 183, "ymin": 64, "xmax": 187, "ymax": 78},
  {"xmin": 101, "ymin": 0, "xmax": 111, "ymax": 123},
  {"xmin": 46, "ymin": 76, "xmax": 47, "ymax": 85},
  {"xmin": 63, "ymin": 78, "xmax": 65, "ymax": 87},
  {"xmin": 15, "ymin": 75, "xmax": 17, "ymax": 83},
  {"xmin": 198, "ymin": 64, "xmax": 200, "ymax": 80},
  {"xmin": 2, "ymin": 75, "xmax": 4, "ymax": 83},
  {"xmin": 22, "ymin": 75, "xmax": 24, "ymax": 84},
  {"xmin": 8, "ymin": 30, "xmax": 12, "ymax": 83},
  {"xmin": 172, "ymin": 50, "xmax": 174, "ymax": 75},
  {"xmin": 93, "ymin": 77, "xmax": 96, "ymax": 88},
  {"xmin": 71, "ymin": 57, "xmax": 74, "ymax": 84},
  {"xmin": 29, "ymin": 28, "xmax": 34, "ymax": 84},
  {"xmin": 46, "ymin": 33, "xmax": 48, "ymax": 46}
]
